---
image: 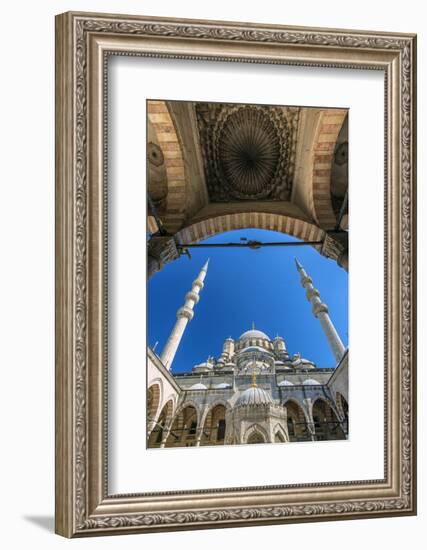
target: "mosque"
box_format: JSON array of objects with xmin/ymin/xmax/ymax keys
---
[{"xmin": 147, "ymin": 258, "xmax": 348, "ymax": 448}]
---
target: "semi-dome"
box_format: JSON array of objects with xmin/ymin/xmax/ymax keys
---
[
  {"xmin": 239, "ymin": 329, "xmax": 270, "ymax": 341},
  {"xmin": 302, "ymin": 378, "xmax": 320, "ymax": 385},
  {"xmin": 291, "ymin": 354, "xmax": 315, "ymax": 368},
  {"xmin": 236, "ymin": 386, "xmax": 273, "ymax": 407},
  {"xmin": 192, "ymin": 361, "xmax": 214, "ymax": 371}
]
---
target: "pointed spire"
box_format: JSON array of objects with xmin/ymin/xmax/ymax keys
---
[
  {"xmin": 201, "ymin": 258, "xmax": 210, "ymax": 272},
  {"xmin": 294, "ymin": 257, "xmax": 303, "ymax": 271},
  {"xmin": 252, "ymin": 320, "xmax": 255, "ymax": 330}
]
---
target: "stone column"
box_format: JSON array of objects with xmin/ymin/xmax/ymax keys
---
[
  {"xmin": 195, "ymin": 427, "xmax": 204, "ymax": 447},
  {"xmin": 303, "ymin": 398, "xmax": 316, "ymax": 441}
]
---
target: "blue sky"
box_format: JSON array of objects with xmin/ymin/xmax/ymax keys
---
[{"xmin": 148, "ymin": 229, "xmax": 348, "ymax": 373}]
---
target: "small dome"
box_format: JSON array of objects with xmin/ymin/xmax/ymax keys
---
[
  {"xmin": 302, "ymin": 378, "xmax": 320, "ymax": 386},
  {"xmin": 292, "ymin": 356, "xmax": 315, "ymax": 368},
  {"xmin": 193, "ymin": 361, "xmax": 213, "ymax": 370},
  {"xmin": 239, "ymin": 329, "xmax": 270, "ymax": 341},
  {"xmin": 215, "ymin": 382, "xmax": 231, "ymax": 389},
  {"xmin": 236, "ymin": 386, "xmax": 273, "ymax": 407},
  {"xmin": 276, "ymin": 360, "xmax": 292, "ymax": 366},
  {"xmin": 190, "ymin": 382, "xmax": 207, "ymax": 390},
  {"xmin": 278, "ymin": 380, "xmax": 294, "ymax": 386}
]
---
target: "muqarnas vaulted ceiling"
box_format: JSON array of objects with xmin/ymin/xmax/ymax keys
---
[{"xmin": 195, "ymin": 103, "xmax": 300, "ymax": 202}]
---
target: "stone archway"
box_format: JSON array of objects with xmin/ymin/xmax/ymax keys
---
[
  {"xmin": 310, "ymin": 110, "xmax": 348, "ymax": 230},
  {"xmin": 283, "ymin": 399, "xmax": 311, "ymax": 442},
  {"xmin": 200, "ymin": 404, "xmax": 227, "ymax": 446},
  {"xmin": 244, "ymin": 424, "xmax": 269, "ymax": 444},
  {"xmin": 148, "ymin": 210, "xmax": 348, "ymax": 278},
  {"xmin": 147, "ymin": 381, "xmax": 162, "ymax": 428},
  {"xmin": 176, "ymin": 212, "xmax": 325, "ymax": 247},
  {"xmin": 147, "ymin": 100, "xmax": 349, "ymax": 278},
  {"xmin": 312, "ymin": 398, "xmax": 346, "ymax": 441},
  {"xmin": 273, "ymin": 424, "xmax": 288, "ymax": 443},
  {"xmin": 147, "ymin": 101, "xmax": 187, "ymax": 235},
  {"xmin": 165, "ymin": 405, "xmax": 199, "ymax": 448},
  {"xmin": 248, "ymin": 431, "xmax": 265, "ymax": 444},
  {"xmin": 147, "ymin": 398, "xmax": 174, "ymax": 448}
]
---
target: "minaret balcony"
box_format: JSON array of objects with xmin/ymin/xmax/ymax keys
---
[
  {"xmin": 185, "ymin": 290, "xmax": 200, "ymax": 304},
  {"xmin": 177, "ymin": 305, "xmax": 195, "ymax": 321},
  {"xmin": 306, "ymin": 288, "xmax": 320, "ymax": 300},
  {"xmin": 312, "ymin": 302, "xmax": 329, "ymax": 316},
  {"xmin": 192, "ymin": 279, "xmax": 204, "ymax": 290}
]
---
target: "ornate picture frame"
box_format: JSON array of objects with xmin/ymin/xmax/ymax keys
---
[{"xmin": 55, "ymin": 11, "xmax": 417, "ymax": 537}]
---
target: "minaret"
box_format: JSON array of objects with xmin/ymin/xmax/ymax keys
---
[
  {"xmin": 218, "ymin": 337, "xmax": 235, "ymax": 364},
  {"xmin": 295, "ymin": 258, "xmax": 345, "ymax": 363},
  {"xmin": 160, "ymin": 259, "xmax": 209, "ymax": 370}
]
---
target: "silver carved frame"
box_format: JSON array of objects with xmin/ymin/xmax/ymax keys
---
[{"xmin": 55, "ymin": 11, "xmax": 417, "ymax": 537}]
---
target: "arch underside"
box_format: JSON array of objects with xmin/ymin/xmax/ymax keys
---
[
  {"xmin": 175, "ymin": 212, "xmax": 325, "ymax": 249},
  {"xmin": 147, "ymin": 100, "xmax": 349, "ymax": 273}
]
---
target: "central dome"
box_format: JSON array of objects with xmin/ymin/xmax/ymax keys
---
[{"xmin": 239, "ymin": 329, "xmax": 270, "ymax": 341}]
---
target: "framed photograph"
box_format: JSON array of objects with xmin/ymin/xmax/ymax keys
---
[{"xmin": 55, "ymin": 11, "xmax": 417, "ymax": 537}]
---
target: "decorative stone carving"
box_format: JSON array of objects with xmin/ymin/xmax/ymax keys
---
[
  {"xmin": 147, "ymin": 121, "xmax": 168, "ymax": 210},
  {"xmin": 320, "ymin": 232, "xmax": 348, "ymax": 272},
  {"xmin": 147, "ymin": 234, "xmax": 180, "ymax": 279}
]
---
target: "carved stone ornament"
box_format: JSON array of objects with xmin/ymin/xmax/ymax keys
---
[
  {"xmin": 196, "ymin": 102, "xmax": 299, "ymax": 201},
  {"xmin": 55, "ymin": 11, "xmax": 416, "ymax": 538},
  {"xmin": 147, "ymin": 233, "xmax": 180, "ymax": 278}
]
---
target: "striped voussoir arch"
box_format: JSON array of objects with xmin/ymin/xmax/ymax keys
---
[
  {"xmin": 311, "ymin": 110, "xmax": 347, "ymax": 230},
  {"xmin": 175, "ymin": 212, "xmax": 325, "ymax": 245},
  {"xmin": 147, "ymin": 100, "xmax": 187, "ymax": 234}
]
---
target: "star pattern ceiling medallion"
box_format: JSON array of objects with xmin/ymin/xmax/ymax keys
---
[{"xmin": 196, "ymin": 103, "xmax": 299, "ymax": 202}]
